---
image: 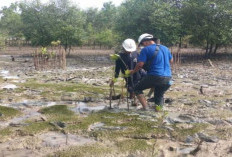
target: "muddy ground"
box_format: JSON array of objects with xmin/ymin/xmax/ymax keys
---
[{"xmin": 0, "ymin": 50, "xmax": 232, "ymax": 157}]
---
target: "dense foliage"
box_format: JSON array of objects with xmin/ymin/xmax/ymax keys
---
[{"xmin": 0, "ymin": 0, "xmax": 231, "ymax": 55}]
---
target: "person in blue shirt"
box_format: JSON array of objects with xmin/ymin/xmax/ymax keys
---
[{"xmin": 130, "ymin": 33, "xmax": 173, "ymax": 111}]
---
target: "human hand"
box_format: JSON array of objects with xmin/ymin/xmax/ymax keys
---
[
  {"xmin": 124, "ymin": 70, "xmax": 131, "ymax": 77},
  {"xmin": 130, "ymin": 70, "xmax": 134, "ymax": 75}
]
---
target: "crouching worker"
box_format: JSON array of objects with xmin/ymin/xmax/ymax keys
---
[
  {"xmin": 130, "ymin": 33, "xmax": 173, "ymax": 111},
  {"xmin": 110, "ymin": 39, "xmax": 143, "ymax": 106}
]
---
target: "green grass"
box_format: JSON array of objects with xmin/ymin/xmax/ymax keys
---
[
  {"xmin": 0, "ymin": 106, "xmax": 21, "ymax": 120},
  {"xmin": 20, "ymin": 81, "xmax": 113, "ymax": 101},
  {"xmin": 0, "ymin": 127, "xmax": 13, "ymax": 142},
  {"xmin": 22, "ymin": 81, "xmax": 108, "ymax": 94},
  {"xmin": 20, "ymin": 105, "xmax": 77, "ymax": 135},
  {"xmin": 0, "ymin": 127, "xmax": 12, "ymax": 137},
  {"xmin": 172, "ymin": 123, "xmax": 208, "ymax": 141},
  {"xmin": 39, "ymin": 105, "xmax": 78, "ymax": 122},
  {"xmin": 20, "ymin": 122, "xmax": 54, "ymax": 135},
  {"xmin": 51, "ymin": 143, "xmax": 112, "ymax": 157},
  {"xmin": 116, "ymin": 139, "xmax": 152, "ymax": 153},
  {"xmin": 51, "ymin": 139, "xmax": 153, "ymax": 157},
  {"xmin": 67, "ymin": 110, "xmax": 165, "ymax": 140}
]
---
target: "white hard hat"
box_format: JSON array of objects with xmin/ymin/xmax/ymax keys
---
[
  {"xmin": 138, "ymin": 33, "xmax": 154, "ymax": 46},
  {"xmin": 122, "ymin": 39, "xmax": 137, "ymax": 52}
]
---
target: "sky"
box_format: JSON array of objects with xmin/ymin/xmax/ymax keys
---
[{"xmin": 0, "ymin": 0, "xmax": 124, "ymax": 10}]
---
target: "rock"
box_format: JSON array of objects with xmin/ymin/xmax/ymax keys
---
[
  {"xmin": 179, "ymin": 147, "xmax": 196, "ymax": 154},
  {"xmin": 57, "ymin": 121, "xmax": 66, "ymax": 128},
  {"xmin": 207, "ymin": 119, "xmax": 226, "ymax": 125},
  {"xmin": 8, "ymin": 98, "xmax": 13, "ymax": 102},
  {"xmin": 83, "ymin": 97, "xmax": 94, "ymax": 102},
  {"xmin": 185, "ymin": 135, "xmax": 195, "ymax": 143},
  {"xmin": 40, "ymin": 116, "xmax": 48, "ymax": 122},
  {"xmin": 184, "ymin": 102, "xmax": 194, "ymax": 106},
  {"xmin": 176, "ymin": 123, "xmax": 194, "ymax": 130},
  {"xmin": 169, "ymin": 146, "xmax": 177, "ymax": 151},
  {"xmin": 165, "ymin": 98, "xmax": 174, "ymax": 104},
  {"xmin": 226, "ymin": 119, "xmax": 232, "ymax": 125},
  {"xmin": 162, "ymin": 126, "xmax": 174, "ymax": 131},
  {"xmin": 88, "ymin": 122, "xmax": 105, "ymax": 131},
  {"xmin": 92, "ymin": 83, "xmax": 101, "ymax": 86},
  {"xmin": 9, "ymin": 122, "xmax": 28, "ymax": 127},
  {"xmin": 49, "ymin": 121, "xmax": 66, "ymax": 129},
  {"xmin": 198, "ymin": 100, "xmax": 217, "ymax": 107},
  {"xmin": 197, "ymin": 133, "xmax": 219, "ymax": 143},
  {"xmin": 226, "ymin": 99, "xmax": 232, "ymax": 103},
  {"xmin": 229, "ymin": 146, "xmax": 232, "ymax": 153},
  {"xmin": 178, "ymin": 114, "xmax": 196, "ymax": 122}
]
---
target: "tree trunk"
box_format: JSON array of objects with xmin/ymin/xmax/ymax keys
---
[
  {"xmin": 67, "ymin": 45, "xmax": 71, "ymax": 56},
  {"xmin": 213, "ymin": 44, "xmax": 219, "ymax": 55},
  {"xmin": 179, "ymin": 36, "xmax": 182, "ymax": 48},
  {"xmin": 209, "ymin": 43, "xmax": 213, "ymax": 58},
  {"xmin": 205, "ymin": 40, "xmax": 209, "ymax": 58}
]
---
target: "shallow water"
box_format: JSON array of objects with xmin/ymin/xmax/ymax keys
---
[
  {"xmin": 0, "ymin": 84, "xmax": 17, "ymax": 89},
  {"xmin": 0, "ymin": 110, "xmax": 41, "ymax": 129},
  {"xmin": 0, "ymin": 70, "xmax": 19, "ymax": 80},
  {"xmin": 71, "ymin": 102, "xmax": 106, "ymax": 114}
]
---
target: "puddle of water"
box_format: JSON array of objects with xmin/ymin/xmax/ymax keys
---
[
  {"xmin": 0, "ymin": 110, "xmax": 41, "ymax": 128},
  {"xmin": 1, "ymin": 84, "xmax": 18, "ymax": 89},
  {"xmin": 3, "ymin": 76, "xmax": 19, "ymax": 80},
  {"xmin": 89, "ymin": 122, "xmax": 105, "ymax": 131},
  {"xmin": 71, "ymin": 102, "xmax": 106, "ymax": 114},
  {"xmin": 0, "ymin": 70, "xmax": 19, "ymax": 81},
  {"xmin": 10, "ymin": 100, "xmax": 57, "ymax": 107},
  {"xmin": 0, "ymin": 70, "xmax": 9, "ymax": 75},
  {"xmin": 39, "ymin": 132, "xmax": 94, "ymax": 148}
]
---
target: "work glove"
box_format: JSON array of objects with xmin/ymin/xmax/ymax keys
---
[
  {"xmin": 124, "ymin": 70, "xmax": 131, "ymax": 78},
  {"xmin": 110, "ymin": 54, "xmax": 120, "ymax": 61}
]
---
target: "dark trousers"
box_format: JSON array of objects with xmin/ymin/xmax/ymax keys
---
[{"xmin": 134, "ymin": 75, "xmax": 171, "ymax": 106}]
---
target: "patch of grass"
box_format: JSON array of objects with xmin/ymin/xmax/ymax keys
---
[
  {"xmin": 172, "ymin": 123, "xmax": 208, "ymax": 141},
  {"xmin": 39, "ymin": 105, "xmax": 78, "ymax": 122},
  {"xmin": 21, "ymin": 122, "xmax": 54, "ymax": 135},
  {"xmin": 116, "ymin": 139, "xmax": 152, "ymax": 153},
  {"xmin": 22, "ymin": 81, "xmax": 107, "ymax": 94},
  {"xmin": 51, "ymin": 143, "xmax": 113, "ymax": 157},
  {"xmin": 0, "ymin": 106, "xmax": 21, "ymax": 120},
  {"xmin": 67, "ymin": 110, "xmax": 164, "ymax": 140},
  {"xmin": 208, "ymin": 109, "xmax": 232, "ymax": 119},
  {"xmin": 19, "ymin": 105, "xmax": 78, "ymax": 135},
  {"xmin": 0, "ymin": 127, "xmax": 13, "ymax": 142},
  {"xmin": 208, "ymin": 127, "xmax": 232, "ymax": 140},
  {"xmin": 40, "ymin": 105, "xmax": 74, "ymax": 115},
  {"xmin": 20, "ymin": 81, "xmax": 110, "ymax": 100},
  {"xmin": 0, "ymin": 127, "xmax": 12, "ymax": 137}
]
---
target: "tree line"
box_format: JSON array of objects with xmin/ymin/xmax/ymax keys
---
[{"xmin": 0, "ymin": 0, "xmax": 232, "ymax": 56}]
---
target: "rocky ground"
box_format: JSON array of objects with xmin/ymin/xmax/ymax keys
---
[{"xmin": 0, "ymin": 53, "xmax": 232, "ymax": 157}]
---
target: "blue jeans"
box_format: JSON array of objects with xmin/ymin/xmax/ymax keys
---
[{"xmin": 134, "ymin": 75, "xmax": 171, "ymax": 106}]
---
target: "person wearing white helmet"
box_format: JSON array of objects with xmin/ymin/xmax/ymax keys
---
[
  {"xmin": 130, "ymin": 33, "xmax": 173, "ymax": 111},
  {"xmin": 110, "ymin": 38, "xmax": 144, "ymax": 105}
]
